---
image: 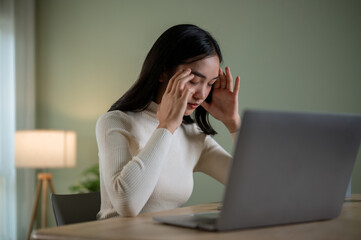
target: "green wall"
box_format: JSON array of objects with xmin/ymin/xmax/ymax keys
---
[{"xmin": 36, "ymin": 0, "xmax": 361, "ymax": 227}]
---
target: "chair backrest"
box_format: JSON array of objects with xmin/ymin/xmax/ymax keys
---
[{"xmin": 51, "ymin": 192, "xmax": 101, "ymax": 226}]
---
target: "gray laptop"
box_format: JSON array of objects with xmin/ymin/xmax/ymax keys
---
[{"xmin": 153, "ymin": 109, "xmax": 361, "ymax": 231}]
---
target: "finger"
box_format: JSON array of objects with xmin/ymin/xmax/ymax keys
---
[
  {"xmin": 167, "ymin": 69, "xmax": 192, "ymax": 94},
  {"xmin": 166, "ymin": 69, "xmax": 184, "ymax": 94},
  {"xmin": 175, "ymin": 72, "xmax": 194, "ymax": 95},
  {"xmin": 214, "ymin": 68, "xmax": 222, "ymax": 88},
  {"xmin": 179, "ymin": 73, "xmax": 194, "ymax": 91},
  {"xmin": 233, "ymin": 76, "xmax": 240, "ymax": 95},
  {"xmin": 220, "ymin": 68, "xmax": 227, "ymax": 89},
  {"xmin": 180, "ymin": 86, "xmax": 193, "ymax": 104},
  {"xmin": 225, "ymin": 67, "xmax": 233, "ymax": 91}
]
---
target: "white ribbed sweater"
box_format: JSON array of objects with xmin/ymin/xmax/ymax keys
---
[{"xmin": 96, "ymin": 102, "xmax": 232, "ymax": 219}]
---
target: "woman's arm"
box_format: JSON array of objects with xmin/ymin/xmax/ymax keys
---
[
  {"xmin": 196, "ymin": 66, "xmax": 240, "ymax": 183},
  {"xmin": 96, "ymin": 113, "xmax": 173, "ymax": 217},
  {"xmin": 194, "ymin": 135, "xmax": 233, "ymax": 185}
]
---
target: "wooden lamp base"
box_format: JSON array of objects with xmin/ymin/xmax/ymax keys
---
[{"xmin": 27, "ymin": 172, "xmax": 55, "ymax": 240}]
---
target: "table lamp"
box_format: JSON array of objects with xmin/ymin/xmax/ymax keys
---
[{"xmin": 15, "ymin": 130, "xmax": 76, "ymax": 240}]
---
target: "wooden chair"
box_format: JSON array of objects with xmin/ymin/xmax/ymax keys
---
[{"xmin": 51, "ymin": 192, "xmax": 101, "ymax": 226}]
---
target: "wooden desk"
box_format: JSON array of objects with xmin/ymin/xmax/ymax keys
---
[{"xmin": 32, "ymin": 194, "xmax": 361, "ymax": 240}]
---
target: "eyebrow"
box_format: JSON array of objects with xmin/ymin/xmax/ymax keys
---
[{"xmin": 191, "ymin": 70, "xmax": 219, "ymax": 80}]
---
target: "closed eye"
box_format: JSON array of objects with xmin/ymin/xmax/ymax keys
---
[{"xmin": 208, "ymin": 80, "xmax": 217, "ymax": 87}]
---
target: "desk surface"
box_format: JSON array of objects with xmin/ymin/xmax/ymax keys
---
[{"xmin": 32, "ymin": 194, "xmax": 361, "ymax": 240}]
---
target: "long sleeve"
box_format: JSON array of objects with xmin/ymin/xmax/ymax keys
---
[
  {"xmin": 96, "ymin": 112, "xmax": 173, "ymax": 217},
  {"xmin": 194, "ymin": 133, "xmax": 237, "ymax": 184}
]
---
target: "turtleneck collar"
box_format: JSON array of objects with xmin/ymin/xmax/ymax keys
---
[
  {"xmin": 147, "ymin": 101, "xmax": 158, "ymax": 114},
  {"xmin": 142, "ymin": 101, "xmax": 158, "ymax": 121}
]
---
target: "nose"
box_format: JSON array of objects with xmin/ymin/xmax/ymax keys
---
[{"xmin": 192, "ymin": 84, "xmax": 209, "ymax": 101}]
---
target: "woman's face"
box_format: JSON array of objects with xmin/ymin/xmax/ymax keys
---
[{"xmin": 174, "ymin": 55, "xmax": 220, "ymax": 116}]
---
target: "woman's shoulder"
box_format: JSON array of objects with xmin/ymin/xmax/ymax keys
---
[{"xmin": 96, "ymin": 110, "xmax": 133, "ymax": 130}]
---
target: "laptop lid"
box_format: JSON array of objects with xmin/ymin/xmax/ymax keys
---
[{"xmin": 217, "ymin": 109, "xmax": 361, "ymax": 231}]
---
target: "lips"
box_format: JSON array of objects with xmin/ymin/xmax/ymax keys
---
[{"xmin": 187, "ymin": 103, "xmax": 200, "ymax": 109}]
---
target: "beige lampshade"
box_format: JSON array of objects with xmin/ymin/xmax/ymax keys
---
[{"xmin": 15, "ymin": 130, "xmax": 76, "ymax": 168}]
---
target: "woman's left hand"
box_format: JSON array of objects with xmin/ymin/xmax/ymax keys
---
[{"xmin": 201, "ymin": 66, "xmax": 241, "ymax": 133}]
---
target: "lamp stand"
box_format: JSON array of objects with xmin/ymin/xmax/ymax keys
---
[{"xmin": 27, "ymin": 172, "xmax": 55, "ymax": 240}]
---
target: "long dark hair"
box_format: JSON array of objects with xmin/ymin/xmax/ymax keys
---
[{"xmin": 108, "ymin": 24, "xmax": 222, "ymax": 135}]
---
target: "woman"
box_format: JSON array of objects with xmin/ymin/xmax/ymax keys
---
[{"xmin": 96, "ymin": 24, "xmax": 240, "ymax": 219}]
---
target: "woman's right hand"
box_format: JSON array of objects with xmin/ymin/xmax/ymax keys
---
[{"xmin": 157, "ymin": 69, "xmax": 194, "ymax": 134}]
